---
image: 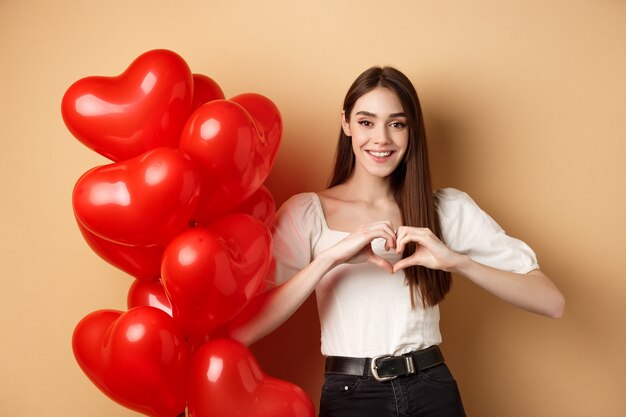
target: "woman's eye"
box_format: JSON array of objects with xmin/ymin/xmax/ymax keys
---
[
  {"xmin": 358, "ymin": 120, "xmax": 372, "ymax": 127},
  {"xmin": 390, "ymin": 122, "xmax": 406, "ymax": 129}
]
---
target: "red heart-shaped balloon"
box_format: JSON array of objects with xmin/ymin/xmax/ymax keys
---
[
  {"xmin": 193, "ymin": 185, "xmax": 276, "ymax": 229},
  {"xmin": 230, "ymin": 93, "xmax": 282, "ymax": 174},
  {"xmin": 231, "ymin": 185, "xmax": 276, "ymax": 228},
  {"xmin": 179, "ymin": 95, "xmax": 281, "ymax": 224},
  {"xmin": 191, "ymin": 74, "xmax": 225, "ymax": 112},
  {"xmin": 128, "ymin": 279, "xmax": 173, "ymax": 316},
  {"xmin": 161, "ymin": 214, "xmax": 271, "ymax": 342},
  {"xmin": 179, "ymin": 100, "xmax": 258, "ymax": 221},
  {"xmin": 187, "ymin": 339, "xmax": 315, "ymax": 417},
  {"xmin": 61, "ymin": 49, "xmax": 193, "ymax": 161},
  {"xmin": 77, "ymin": 221, "xmax": 164, "ymax": 280},
  {"xmin": 73, "ymin": 147, "xmax": 200, "ymax": 246},
  {"xmin": 72, "ymin": 307, "xmax": 188, "ymax": 417}
]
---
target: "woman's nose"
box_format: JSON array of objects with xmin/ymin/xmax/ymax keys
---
[{"xmin": 371, "ymin": 125, "xmax": 391, "ymax": 144}]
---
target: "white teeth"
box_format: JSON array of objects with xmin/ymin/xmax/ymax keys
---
[{"xmin": 368, "ymin": 151, "xmax": 392, "ymax": 158}]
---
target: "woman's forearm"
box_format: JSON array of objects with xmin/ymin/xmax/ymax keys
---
[
  {"xmin": 227, "ymin": 221, "xmax": 400, "ymax": 345},
  {"xmin": 227, "ymin": 253, "xmax": 336, "ymax": 346},
  {"xmin": 452, "ymin": 255, "xmax": 565, "ymax": 319}
]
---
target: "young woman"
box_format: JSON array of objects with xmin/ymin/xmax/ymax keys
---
[{"xmin": 228, "ymin": 67, "xmax": 565, "ymax": 417}]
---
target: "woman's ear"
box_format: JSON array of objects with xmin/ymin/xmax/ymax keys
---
[{"xmin": 341, "ymin": 110, "xmax": 352, "ymax": 137}]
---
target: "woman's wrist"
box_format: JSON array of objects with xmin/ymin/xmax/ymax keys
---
[
  {"xmin": 312, "ymin": 250, "xmax": 341, "ymax": 273},
  {"xmin": 447, "ymin": 253, "xmax": 474, "ymax": 275}
]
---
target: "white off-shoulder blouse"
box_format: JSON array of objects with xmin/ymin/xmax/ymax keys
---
[{"xmin": 265, "ymin": 188, "xmax": 539, "ymax": 358}]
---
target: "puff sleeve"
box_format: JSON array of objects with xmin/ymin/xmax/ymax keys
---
[
  {"xmin": 260, "ymin": 193, "xmax": 322, "ymax": 290},
  {"xmin": 436, "ymin": 188, "xmax": 539, "ymax": 274}
]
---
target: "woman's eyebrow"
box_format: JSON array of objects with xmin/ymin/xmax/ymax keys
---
[
  {"xmin": 355, "ymin": 110, "xmax": 376, "ymax": 117},
  {"xmin": 355, "ymin": 111, "xmax": 407, "ymax": 118}
]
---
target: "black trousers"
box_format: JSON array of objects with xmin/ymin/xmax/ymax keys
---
[{"xmin": 319, "ymin": 363, "xmax": 466, "ymax": 417}]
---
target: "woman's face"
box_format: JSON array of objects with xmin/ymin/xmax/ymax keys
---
[{"xmin": 342, "ymin": 87, "xmax": 409, "ymax": 180}]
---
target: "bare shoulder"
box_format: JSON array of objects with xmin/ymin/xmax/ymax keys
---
[
  {"xmin": 317, "ymin": 185, "xmax": 350, "ymax": 215},
  {"xmin": 317, "ymin": 184, "xmax": 346, "ymax": 199},
  {"xmin": 316, "ymin": 185, "xmax": 365, "ymax": 231}
]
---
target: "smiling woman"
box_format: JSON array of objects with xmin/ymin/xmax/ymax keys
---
[
  {"xmin": 328, "ymin": 68, "xmax": 451, "ymax": 309},
  {"xmin": 225, "ymin": 66, "xmax": 565, "ymax": 417},
  {"xmin": 343, "ymin": 88, "xmax": 409, "ymax": 176}
]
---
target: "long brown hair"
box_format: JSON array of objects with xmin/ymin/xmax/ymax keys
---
[{"xmin": 328, "ymin": 66, "xmax": 451, "ymax": 308}]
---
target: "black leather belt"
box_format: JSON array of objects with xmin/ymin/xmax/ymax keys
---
[{"xmin": 325, "ymin": 345, "xmax": 444, "ymax": 382}]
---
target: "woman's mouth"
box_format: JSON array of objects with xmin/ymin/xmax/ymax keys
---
[{"xmin": 366, "ymin": 150, "xmax": 394, "ymax": 162}]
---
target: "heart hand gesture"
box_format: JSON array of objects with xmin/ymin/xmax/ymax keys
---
[
  {"xmin": 393, "ymin": 226, "xmax": 463, "ymax": 273},
  {"xmin": 323, "ymin": 223, "xmax": 463, "ymax": 274},
  {"xmin": 324, "ymin": 221, "xmax": 397, "ymax": 273}
]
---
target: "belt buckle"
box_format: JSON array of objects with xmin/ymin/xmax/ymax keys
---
[{"xmin": 370, "ymin": 355, "xmax": 397, "ymax": 382}]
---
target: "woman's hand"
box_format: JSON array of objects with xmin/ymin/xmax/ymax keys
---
[
  {"xmin": 391, "ymin": 227, "xmax": 564, "ymax": 318},
  {"xmin": 393, "ymin": 226, "xmax": 465, "ymax": 273},
  {"xmin": 322, "ymin": 221, "xmax": 397, "ymax": 273}
]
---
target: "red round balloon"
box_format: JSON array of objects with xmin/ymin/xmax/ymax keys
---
[
  {"xmin": 73, "ymin": 147, "xmax": 200, "ymax": 246},
  {"xmin": 61, "ymin": 49, "xmax": 193, "ymax": 161},
  {"xmin": 128, "ymin": 279, "xmax": 172, "ymax": 316},
  {"xmin": 161, "ymin": 214, "xmax": 271, "ymax": 342},
  {"xmin": 77, "ymin": 221, "xmax": 163, "ymax": 280},
  {"xmin": 191, "ymin": 74, "xmax": 225, "ymax": 112},
  {"xmin": 72, "ymin": 307, "xmax": 188, "ymax": 417},
  {"xmin": 187, "ymin": 339, "xmax": 315, "ymax": 417}
]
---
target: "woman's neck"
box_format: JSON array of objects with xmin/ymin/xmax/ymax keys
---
[{"xmin": 339, "ymin": 169, "xmax": 395, "ymax": 204}]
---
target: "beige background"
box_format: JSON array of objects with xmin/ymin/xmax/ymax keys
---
[{"xmin": 1, "ymin": 0, "xmax": 625, "ymax": 416}]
